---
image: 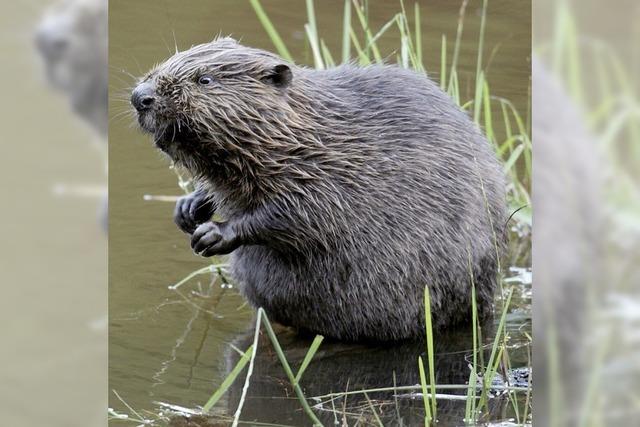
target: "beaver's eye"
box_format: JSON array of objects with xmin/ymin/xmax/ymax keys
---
[{"xmin": 198, "ymin": 75, "xmax": 214, "ymax": 85}]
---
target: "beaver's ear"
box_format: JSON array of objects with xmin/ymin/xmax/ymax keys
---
[{"xmin": 261, "ymin": 64, "xmax": 292, "ymax": 88}]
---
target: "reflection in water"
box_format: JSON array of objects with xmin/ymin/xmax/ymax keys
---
[
  {"xmin": 121, "ymin": 267, "xmax": 530, "ymax": 426},
  {"xmin": 152, "ymin": 284, "xmax": 233, "ymax": 391},
  {"xmin": 152, "ymin": 308, "xmax": 200, "ymax": 389},
  {"xmin": 221, "ymin": 327, "xmax": 499, "ymax": 425}
]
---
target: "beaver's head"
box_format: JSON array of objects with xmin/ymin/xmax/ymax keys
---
[
  {"xmin": 35, "ymin": 0, "xmax": 108, "ymax": 135},
  {"xmin": 131, "ymin": 37, "xmax": 296, "ymax": 174}
]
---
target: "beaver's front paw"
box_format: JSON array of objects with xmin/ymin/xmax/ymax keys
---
[
  {"xmin": 174, "ymin": 190, "xmax": 215, "ymax": 234},
  {"xmin": 191, "ymin": 222, "xmax": 239, "ymax": 257}
]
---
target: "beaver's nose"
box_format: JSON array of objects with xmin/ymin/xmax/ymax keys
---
[{"xmin": 131, "ymin": 82, "xmax": 156, "ymax": 112}]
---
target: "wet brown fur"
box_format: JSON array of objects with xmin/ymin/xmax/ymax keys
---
[{"xmin": 134, "ymin": 37, "xmax": 506, "ymax": 341}]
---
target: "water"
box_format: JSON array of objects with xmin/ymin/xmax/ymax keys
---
[{"xmin": 109, "ymin": 0, "xmax": 531, "ymax": 424}]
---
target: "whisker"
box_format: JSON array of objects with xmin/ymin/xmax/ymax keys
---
[
  {"xmin": 109, "ymin": 65, "xmax": 138, "ymax": 82},
  {"xmin": 109, "ymin": 109, "xmax": 135, "ymax": 124}
]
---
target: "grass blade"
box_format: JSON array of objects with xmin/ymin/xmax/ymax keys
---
[
  {"xmin": 424, "ymin": 285, "xmax": 437, "ymax": 419},
  {"xmin": 349, "ymin": 27, "xmax": 371, "ymax": 65},
  {"xmin": 477, "ymin": 288, "xmax": 513, "ymax": 410},
  {"xmin": 502, "ymin": 143, "xmax": 525, "ymax": 173},
  {"xmin": 397, "ymin": 1, "xmax": 422, "ymax": 71},
  {"xmin": 305, "ymin": 0, "xmax": 324, "ymax": 69},
  {"xmin": 231, "ymin": 308, "xmax": 264, "ymax": 426},
  {"xmin": 474, "ymin": 0, "xmax": 488, "ymax": 91},
  {"xmin": 464, "ymin": 365, "xmax": 477, "ymax": 424},
  {"xmin": 169, "ymin": 265, "xmax": 217, "ymax": 290},
  {"xmin": 448, "ymin": 69, "xmax": 460, "ymax": 105},
  {"xmin": 364, "ymin": 391, "xmax": 384, "ymax": 427},
  {"xmin": 321, "ymin": 40, "xmax": 336, "ymax": 67},
  {"xmin": 414, "ymin": 2, "xmax": 422, "ymax": 66},
  {"xmin": 448, "ymin": 0, "xmax": 469, "ymax": 93},
  {"xmin": 260, "ymin": 310, "xmax": 324, "ymax": 426},
  {"xmin": 418, "ymin": 355, "xmax": 433, "ymax": 424},
  {"xmin": 341, "ymin": 0, "xmax": 351, "ymax": 63},
  {"xmin": 364, "ymin": 14, "xmax": 401, "ymax": 56},
  {"xmin": 473, "ymin": 70, "xmax": 484, "ymax": 124},
  {"xmin": 202, "ymin": 344, "xmax": 254, "ymax": 413},
  {"xmin": 440, "ymin": 34, "xmax": 447, "ymax": 90},
  {"xmin": 304, "ymin": 23, "xmax": 325, "ymax": 69},
  {"xmin": 250, "ymin": 0, "xmax": 293, "ymax": 61},
  {"xmin": 352, "ymin": 0, "xmax": 382, "ymax": 62},
  {"xmin": 294, "ymin": 335, "xmax": 324, "ymax": 384},
  {"xmin": 482, "ymin": 79, "xmax": 495, "ymax": 143},
  {"xmin": 465, "ymin": 252, "xmax": 479, "ymax": 424}
]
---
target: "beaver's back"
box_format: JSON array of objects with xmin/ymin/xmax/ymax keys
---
[{"xmin": 232, "ymin": 64, "xmax": 506, "ymax": 341}]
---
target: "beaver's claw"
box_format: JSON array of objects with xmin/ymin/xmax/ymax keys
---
[
  {"xmin": 191, "ymin": 222, "xmax": 239, "ymax": 257},
  {"xmin": 174, "ymin": 189, "xmax": 215, "ymax": 234}
]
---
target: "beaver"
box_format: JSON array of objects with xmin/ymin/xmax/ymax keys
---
[
  {"xmin": 36, "ymin": 0, "xmax": 108, "ymax": 230},
  {"xmin": 131, "ymin": 37, "xmax": 506, "ymax": 342},
  {"xmin": 36, "ymin": 0, "xmax": 108, "ymax": 136}
]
